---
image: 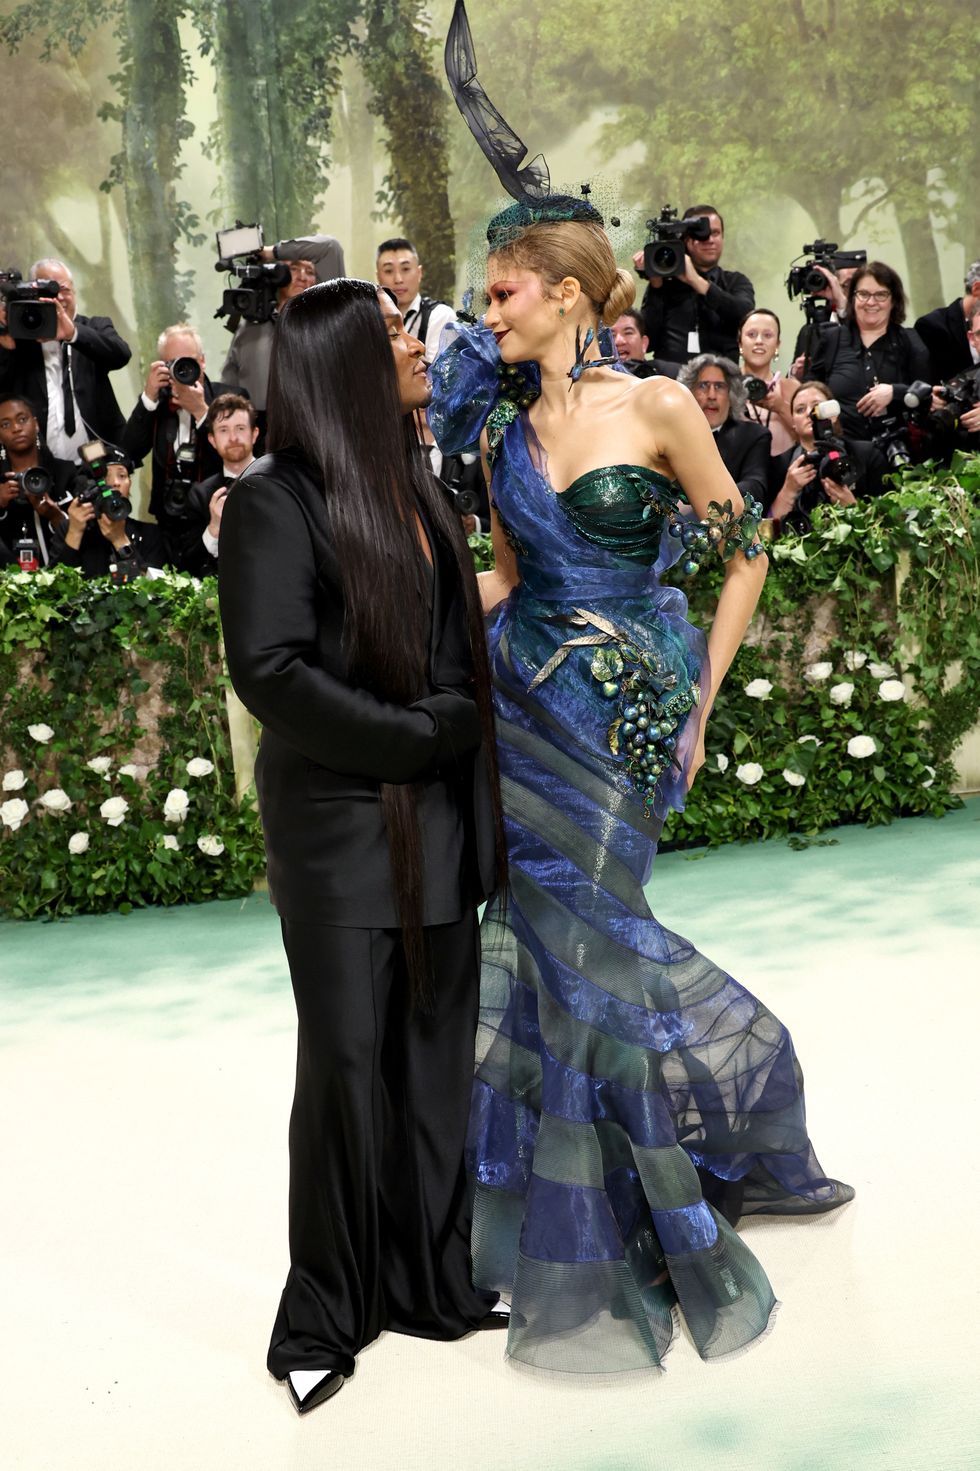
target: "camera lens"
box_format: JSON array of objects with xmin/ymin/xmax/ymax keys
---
[{"xmin": 170, "ymin": 356, "xmax": 201, "ymax": 385}]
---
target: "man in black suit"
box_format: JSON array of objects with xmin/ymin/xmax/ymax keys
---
[
  {"xmin": 678, "ymin": 354, "xmax": 771, "ymax": 503},
  {"xmin": 175, "ymin": 392, "xmax": 258, "ymax": 575},
  {"xmin": 219, "ymin": 279, "xmax": 503, "ymax": 1415},
  {"xmin": 120, "ymin": 323, "xmax": 240, "ymax": 522},
  {"xmin": 913, "ymin": 260, "xmax": 980, "ymax": 384},
  {"xmin": 0, "ymin": 258, "xmax": 131, "ymax": 458},
  {"xmin": 634, "ymin": 206, "xmax": 755, "ymax": 368}
]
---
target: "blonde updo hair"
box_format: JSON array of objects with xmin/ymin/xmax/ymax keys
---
[{"xmin": 490, "ymin": 220, "xmax": 636, "ymax": 325}]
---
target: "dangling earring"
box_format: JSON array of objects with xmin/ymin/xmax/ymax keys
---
[
  {"xmin": 35, "ymin": 431, "xmax": 41, "ymax": 449},
  {"xmin": 558, "ymin": 307, "xmax": 565, "ymax": 317}
]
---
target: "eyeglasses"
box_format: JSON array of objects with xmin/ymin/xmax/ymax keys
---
[
  {"xmin": 854, "ymin": 290, "xmax": 891, "ymax": 304},
  {"xmin": 692, "ymin": 380, "xmax": 729, "ymax": 393}
]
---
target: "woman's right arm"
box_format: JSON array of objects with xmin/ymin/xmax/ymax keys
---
[
  {"xmin": 476, "ymin": 427, "xmax": 520, "ymax": 613},
  {"xmin": 219, "ymin": 476, "xmax": 481, "ymax": 783}
]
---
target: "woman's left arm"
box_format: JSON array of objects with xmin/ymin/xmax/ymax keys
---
[{"xmin": 640, "ymin": 380, "xmax": 768, "ymax": 771}]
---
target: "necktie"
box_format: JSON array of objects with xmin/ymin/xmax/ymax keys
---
[{"xmin": 61, "ymin": 344, "xmax": 76, "ymax": 436}]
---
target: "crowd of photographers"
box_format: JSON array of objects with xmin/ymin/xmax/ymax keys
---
[{"xmin": 2, "ymin": 210, "xmax": 978, "ymax": 579}]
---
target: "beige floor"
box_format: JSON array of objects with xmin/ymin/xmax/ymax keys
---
[{"xmin": 2, "ymin": 803, "xmax": 978, "ymax": 1471}]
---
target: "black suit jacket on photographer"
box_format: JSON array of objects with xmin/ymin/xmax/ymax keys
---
[
  {"xmin": 0, "ymin": 452, "xmax": 87, "ymax": 563},
  {"xmin": 0, "ymin": 315, "xmax": 131, "ymax": 447},
  {"xmin": 809, "ymin": 320, "xmax": 931, "ymax": 439},
  {"xmin": 766, "ymin": 438, "xmax": 888, "ymax": 531},
  {"xmin": 640, "ymin": 267, "xmax": 755, "ymax": 365},
  {"xmin": 48, "ymin": 516, "xmax": 169, "ymax": 578},
  {"xmin": 713, "ymin": 419, "xmax": 771, "ymax": 504},
  {"xmin": 913, "ymin": 299, "xmax": 975, "ymax": 384},
  {"xmin": 171, "ymin": 470, "xmax": 229, "ymax": 576},
  {"xmin": 219, "ymin": 450, "xmax": 497, "ymax": 926},
  {"xmin": 121, "ymin": 375, "xmax": 239, "ymax": 519}
]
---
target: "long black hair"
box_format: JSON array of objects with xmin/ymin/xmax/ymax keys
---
[{"xmin": 265, "ymin": 278, "xmax": 505, "ymax": 1005}]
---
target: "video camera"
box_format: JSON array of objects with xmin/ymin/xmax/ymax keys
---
[
  {"xmin": 3, "ymin": 466, "xmax": 54, "ymax": 504},
  {"xmin": 0, "ymin": 268, "xmax": 61, "ymax": 341},
  {"xmin": 798, "ymin": 399, "xmax": 858, "ymax": 491},
  {"xmin": 639, "ymin": 207, "xmax": 712, "ymax": 281},
  {"xmin": 214, "ymin": 223, "xmax": 290, "ymax": 326},
  {"xmin": 786, "ymin": 240, "xmax": 867, "ymax": 329},
  {"xmin": 76, "ymin": 440, "xmax": 132, "ymax": 522}
]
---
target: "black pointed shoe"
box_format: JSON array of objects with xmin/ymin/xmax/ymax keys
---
[{"xmin": 286, "ymin": 1369, "xmax": 347, "ymax": 1415}]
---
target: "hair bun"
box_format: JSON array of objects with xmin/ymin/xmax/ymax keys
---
[{"xmin": 602, "ymin": 268, "xmax": 635, "ymax": 324}]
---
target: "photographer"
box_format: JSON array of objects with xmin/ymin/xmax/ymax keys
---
[
  {"xmin": 121, "ymin": 323, "xmax": 239, "ymax": 522},
  {"xmin": 0, "ymin": 259, "xmax": 131, "ymax": 459},
  {"xmin": 0, "ymin": 395, "xmax": 86, "ymax": 566},
  {"xmin": 914, "ymin": 260, "xmax": 980, "ymax": 383},
  {"xmin": 766, "ymin": 381, "xmax": 886, "ymax": 534},
  {"xmin": 611, "ymin": 310, "xmax": 676, "ymax": 378},
  {"xmin": 677, "ymin": 354, "xmax": 771, "ymax": 503},
  {"xmin": 808, "ymin": 262, "xmax": 930, "ymax": 439},
  {"xmin": 174, "ymin": 394, "xmax": 259, "ymax": 575},
  {"xmin": 50, "ymin": 453, "xmax": 167, "ymax": 579},
  {"xmin": 634, "ymin": 206, "xmax": 755, "ymax": 367},
  {"xmin": 221, "ymin": 234, "xmax": 345, "ymax": 413}
]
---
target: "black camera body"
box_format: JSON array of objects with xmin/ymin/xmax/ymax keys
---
[
  {"xmin": 0, "ymin": 269, "xmax": 61, "ymax": 340},
  {"xmin": 799, "ymin": 412, "xmax": 857, "ymax": 491},
  {"xmin": 161, "ymin": 442, "xmax": 200, "ymax": 520},
  {"xmin": 213, "ymin": 223, "xmax": 290, "ymax": 326},
  {"xmin": 77, "ymin": 440, "xmax": 132, "ymax": 523},
  {"xmin": 5, "ymin": 466, "xmax": 53, "ymax": 504},
  {"xmin": 743, "ymin": 376, "xmax": 770, "ymax": 404},
  {"xmin": 870, "ymin": 412, "xmax": 913, "ymax": 470},
  {"xmin": 158, "ymin": 355, "xmax": 202, "ymax": 402},
  {"xmin": 787, "ymin": 240, "xmax": 867, "ymax": 303},
  {"xmin": 640, "ymin": 207, "xmax": 711, "ymax": 280}
]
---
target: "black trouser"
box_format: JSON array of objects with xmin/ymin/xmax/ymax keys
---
[{"xmin": 267, "ymin": 913, "xmax": 494, "ymax": 1380}]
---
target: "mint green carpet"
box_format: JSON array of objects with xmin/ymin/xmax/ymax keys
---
[{"xmin": 2, "ymin": 803, "xmax": 978, "ymax": 1470}]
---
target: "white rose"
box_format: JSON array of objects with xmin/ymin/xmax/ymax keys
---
[
  {"xmin": 922, "ymin": 765, "xmax": 935, "ymax": 790},
  {"xmin": 744, "ymin": 679, "xmax": 773, "ymax": 700},
  {"xmin": 185, "ymin": 757, "xmax": 215, "ymax": 778},
  {"xmin": 2, "ymin": 769, "xmax": 26, "ymax": 791},
  {"xmin": 0, "ymin": 797, "xmax": 30, "ymax": 831},
  {"xmin": 117, "ymin": 764, "xmax": 145, "ymax": 780},
  {"xmin": 868, "ymin": 662, "xmax": 897, "ymax": 679},
  {"xmin": 163, "ymin": 788, "xmax": 190, "ymax": 823},
  {"xmin": 843, "ymin": 650, "xmax": 867, "ymax": 671},
  {"xmin": 68, "ymin": 832, "xmax": 90, "ymax": 855},
  {"xmin": 715, "ymin": 753, "xmax": 729, "ymax": 772},
  {"xmin": 877, "ymin": 680, "xmax": 906, "ymax": 702},
  {"xmin": 829, "ymin": 682, "xmax": 854, "ymax": 707},
  {"xmin": 39, "ymin": 787, "xmax": 72, "ymax": 813},
  {"xmin": 847, "ymin": 735, "xmax": 876, "ymax": 759},
  {"xmin": 735, "ymin": 763, "xmax": 764, "ymax": 786},
  {"xmin": 28, "ymin": 723, "xmax": 54, "ymax": 743},
  {"xmin": 797, "ymin": 735, "xmax": 823, "ymax": 747},
  {"xmin": 161, "ymin": 834, "xmax": 179, "ymax": 851},
  {"xmin": 805, "ymin": 662, "xmax": 833, "ymax": 682},
  {"xmin": 86, "ymin": 756, "xmax": 112, "ymax": 776},
  {"xmin": 782, "ymin": 769, "xmax": 806, "ymax": 787},
  {"xmin": 196, "ymin": 835, "xmax": 225, "ymax": 857},
  {"xmin": 100, "ymin": 795, "xmax": 129, "ymax": 827}
]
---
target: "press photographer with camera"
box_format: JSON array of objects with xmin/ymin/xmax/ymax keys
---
[
  {"xmin": 914, "ymin": 259, "xmax": 980, "ymax": 383},
  {"xmin": 220, "ymin": 230, "xmax": 345, "ymax": 414},
  {"xmin": 808, "ymin": 262, "xmax": 930, "ymax": 440},
  {"xmin": 677, "ymin": 354, "xmax": 771, "ymax": 504},
  {"xmin": 633, "ymin": 205, "xmax": 755, "ymax": 368},
  {"xmin": 121, "ymin": 323, "xmax": 239, "ymax": 523},
  {"xmin": 0, "ymin": 394, "xmax": 87, "ymax": 567},
  {"xmin": 174, "ymin": 394, "xmax": 259, "ymax": 576},
  {"xmin": 50, "ymin": 446, "xmax": 167, "ymax": 579},
  {"xmin": 765, "ymin": 381, "xmax": 887, "ymax": 534},
  {"xmin": 738, "ymin": 309, "xmax": 797, "ymax": 454},
  {"xmin": 611, "ymin": 309, "xmax": 675, "ymax": 378}
]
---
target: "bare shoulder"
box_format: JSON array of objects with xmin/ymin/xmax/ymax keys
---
[{"xmin": 631, "ymin": 374, "xmax": 693, "ymax": 412}]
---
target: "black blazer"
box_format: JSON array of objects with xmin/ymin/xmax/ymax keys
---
[
  {"xmin": 0, "ymin": 314, "xmax": 131, "ymax": 447},
  {"xmin": 640, "ymin": 266, "xmax": 755, "ymax": 363},
  {"xmin": 121, "ymin": 375, "xmax": 240, "ymax": 517},
  {"xmin": 714, "ymin": 419, "xmax": 772, "ymax": 503},
  {"xmin": 766, "ymin": 438, "xmax": 888, "ymax": 529},
  {"xmin": 913, "ymin": 299, "xmax": 973, "ymax": 384},
  {"xmin": 49, "ymin": 517, "xmax": 170, "ymax": 578},
  {"xmin": 219, "ymin": 449, "xmax": 497, "ymax": 926}
]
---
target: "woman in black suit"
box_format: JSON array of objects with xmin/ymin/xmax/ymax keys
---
[{"xmin": 218, "ymin": 280, "xmax": 505, "ymax": 1414}]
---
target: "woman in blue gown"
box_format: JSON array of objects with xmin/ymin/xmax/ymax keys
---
[{"xmin": 428, "ymin": 191, "xmax": 854, "ymax": 1374}]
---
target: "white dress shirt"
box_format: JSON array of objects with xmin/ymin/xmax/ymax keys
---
[
  {"xmin": 402, "ymin": 294, "xmax": 457, "ymax": 366},
  {"xmin": 42, "ymin": 334, "xmax": 87, "ymax": 462}
]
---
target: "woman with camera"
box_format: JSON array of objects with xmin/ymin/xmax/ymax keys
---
[
  {"xmin": 738, "ymin": 309, "xmax": 797, "ymax": 454},
  {"xmin": 809, "ymin": 262, "xmax": 930, "ymax": 439},
  {"xmin": 50, "ymin": 454, "xmax": 167, "ymax": 578},
  {"xmin": 0, "ymin": 395, "xmax": 85, "ymax": 565},
  {"xmin": 766, "ymin": 380, "xmax": 887, "ymax": 533}
]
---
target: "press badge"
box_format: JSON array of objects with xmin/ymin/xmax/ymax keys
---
[{"xmin": 687, "ymin": 330, "xmax": 701, "ymax": 354}]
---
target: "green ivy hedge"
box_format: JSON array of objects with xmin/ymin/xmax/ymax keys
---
[{"xmin": 1, "ymin": 458, "xmax": 977, "ymax": 919}]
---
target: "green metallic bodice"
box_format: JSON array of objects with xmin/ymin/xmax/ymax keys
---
[{"xmin": 558, "ymin": 464, "xmax": 682, "ymax": 561}]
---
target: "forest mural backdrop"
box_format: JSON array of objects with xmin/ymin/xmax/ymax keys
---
[{"xmin": 1, "ymin": 0, "xmax": 976, "ymax": 444}]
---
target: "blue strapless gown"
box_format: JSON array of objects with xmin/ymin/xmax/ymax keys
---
[{"xmin": 430, "ymin": 328, "xmax": 853, "ymax": 1373}]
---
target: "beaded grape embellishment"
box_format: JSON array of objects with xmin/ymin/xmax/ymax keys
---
[
  {"xmin": 661, "ymin": 492, "xmax": 766, "ymax": 576},
  {"xmin": 528, "ymin": 607, "xmax": 700, "ymax": 815}
]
